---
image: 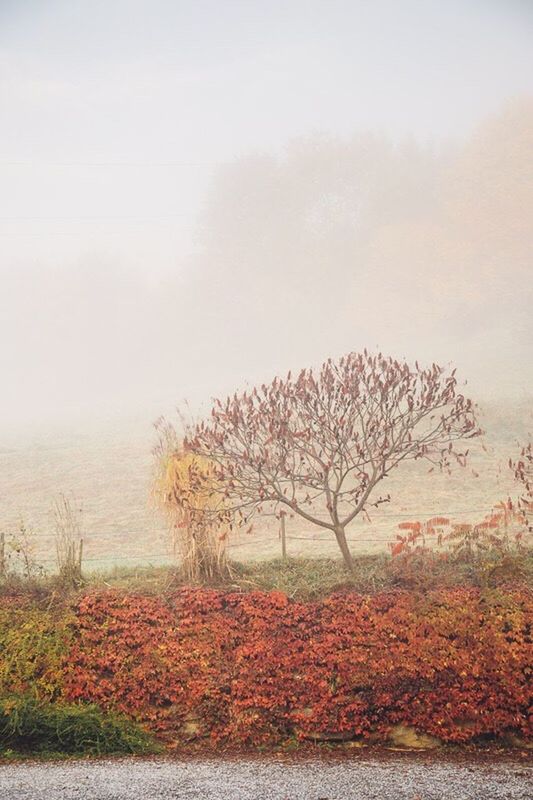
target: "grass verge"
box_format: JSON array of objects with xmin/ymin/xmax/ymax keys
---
[
  {"xmin": 1, "ymin": 550, "xmax": 532, "ymax": 601},
  {"xmin": 0, "ymin": 696, "xmax": 159, "ymax": 759}
]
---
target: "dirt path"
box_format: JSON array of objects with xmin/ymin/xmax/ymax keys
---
[{"xmin": 0, "ymin": 753, "xmax": 531, "ymax": 799}]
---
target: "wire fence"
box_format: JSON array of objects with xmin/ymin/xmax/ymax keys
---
[
  {"xmin": 11, "ymin": 506, "xmax": 500, "ymax": 544},
  {"xmin": 20, "ymin": 507, "xmax": 519, "ymax": 569},
  {"xmin": 4, "ymin": 502, "xmax": 518, "ymax": 570}
]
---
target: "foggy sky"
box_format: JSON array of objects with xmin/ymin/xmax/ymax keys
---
[{"xmin": 1, "ymin": 1, "xmax": 532, "ymax": 433}]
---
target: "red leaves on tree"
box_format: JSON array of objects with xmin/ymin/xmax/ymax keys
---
[{"xmin": 183, "ymin": 351, "xmax": 480, "ymax": 570}]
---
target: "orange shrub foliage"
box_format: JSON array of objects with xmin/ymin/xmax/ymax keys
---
[{"xmin": 61, "ymin": 587, "xmax": 532, "ymax": 746}]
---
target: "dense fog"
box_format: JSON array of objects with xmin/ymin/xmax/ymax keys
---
[{"xmin": 0, "ymin": 1, "xmax": 532, "ymax": 433}]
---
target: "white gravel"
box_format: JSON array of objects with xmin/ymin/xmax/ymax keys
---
[{"xmin": 0, "ymin": 754, "xmax": 531, "ymax": 800}]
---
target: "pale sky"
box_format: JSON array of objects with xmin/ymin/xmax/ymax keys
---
[{"xmin": 0, "ymin": 0, "xmax": 532, "ymax": 432}]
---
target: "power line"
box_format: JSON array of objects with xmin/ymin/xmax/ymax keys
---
[
  {"xmin": 0, "ymin": 214, "xmax": 193, "ymax": 222},
  {"xmin": 0, "ymin": 227, "xmax": 196, "ymax": 238},
  {"xmin": 0, "ymin": 161, "xmax": 225, "ymax": 168}
]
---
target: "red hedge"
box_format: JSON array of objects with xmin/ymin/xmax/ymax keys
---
[{"xmin": 63, "ymin": 587, "xmax": 532, "ymax": 745}]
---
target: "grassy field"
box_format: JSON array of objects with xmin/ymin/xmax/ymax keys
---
[{"xmin": 1, "ymin": 400, "xmax": 531, "ymax": 572}]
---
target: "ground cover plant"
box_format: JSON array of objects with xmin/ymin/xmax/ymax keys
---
[
  {"xmin": 0, "ymin": 602, "xmax": 158, "ymax": 758},
  {"xmin": 0, "ymin": 695, "xmax": 157, "ymax": 757},
  {"xmin": 1, "ymin": 583, "xmax": 530, "ymax": 754}
]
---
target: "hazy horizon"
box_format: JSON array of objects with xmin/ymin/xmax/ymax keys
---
[{"xmin": 1, "ymin": 1, "xmax": 532, "ymax": 437}]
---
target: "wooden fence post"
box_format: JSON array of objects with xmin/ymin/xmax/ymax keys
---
[
  {"xmin": 0, "ymin": 532, "xmax": 5, "ymax": 578},
  {"xmin": 280, "ymin": 513, "xmax": 287, "ymax": 561}
]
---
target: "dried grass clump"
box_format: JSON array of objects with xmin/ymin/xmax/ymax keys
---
[
  {"xmin": 153, "ymin": 420, "xmax": 228, "ymax": 583},
  {"xmin": 0, "ymin": 520, "xmax": 44, "ymax": 582},
  {"xmin": 52, "ymin": 493, "xmax": 84, "ymax": 587}
]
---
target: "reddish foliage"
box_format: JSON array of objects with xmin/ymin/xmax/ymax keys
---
[
  {"xmin": 391, "ymin": 517, "xmax": 451, "ymax": 557},
  {"xmin": 62, "ymin": 587, "xmax": 532, "ymax": 746},
  {"xmin": 390, "ymin": 500, "xmax": 531, "ymax": 565},
  {"xmin": 184, "ymin": 351, "xmax": 479, "ymax": 569},
  {"xmin": 510, "ymin": 441, "xmax": 533, "ymax": 530}
]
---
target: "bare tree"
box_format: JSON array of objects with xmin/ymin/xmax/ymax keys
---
[{"xmin": 186, "ymin": 351, "xmax": 480, "ymax": 571}]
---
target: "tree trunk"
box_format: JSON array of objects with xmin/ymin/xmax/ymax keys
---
[{"xmin": 334, "ymin": 526, "xmax": 354, "ymax": 572}]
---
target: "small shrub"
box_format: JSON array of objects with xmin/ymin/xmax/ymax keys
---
[
  {"xmin": 0, "ymin": 605, "xmax": 71, "ymax": 700},
  {"xmin": 389, "ymin": 502, "xmax": 532, "ymax": 588},
  {"xmin": 0, "ymin": 521, "xmax": 45, "ymax": 581},
  {"xmin": 510, "ymin": 441, "xmax": 532, "ymax": 530},
  {"xmin": 0, "ymin": 695, "xmax": 157, "ymax": 756}
]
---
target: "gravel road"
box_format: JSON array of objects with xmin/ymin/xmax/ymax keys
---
[{"xmin": 0, "ymin": 753, "xmax": 531, "ymax": 800}]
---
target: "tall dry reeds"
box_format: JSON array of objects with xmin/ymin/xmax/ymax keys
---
[
  {"xmin": 52, "ymin": 493, "xmax": 84, "ymax": 586},
  {"xmin": 153, "ymin": 419, "xmax": 228, "ymax": 583}
]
